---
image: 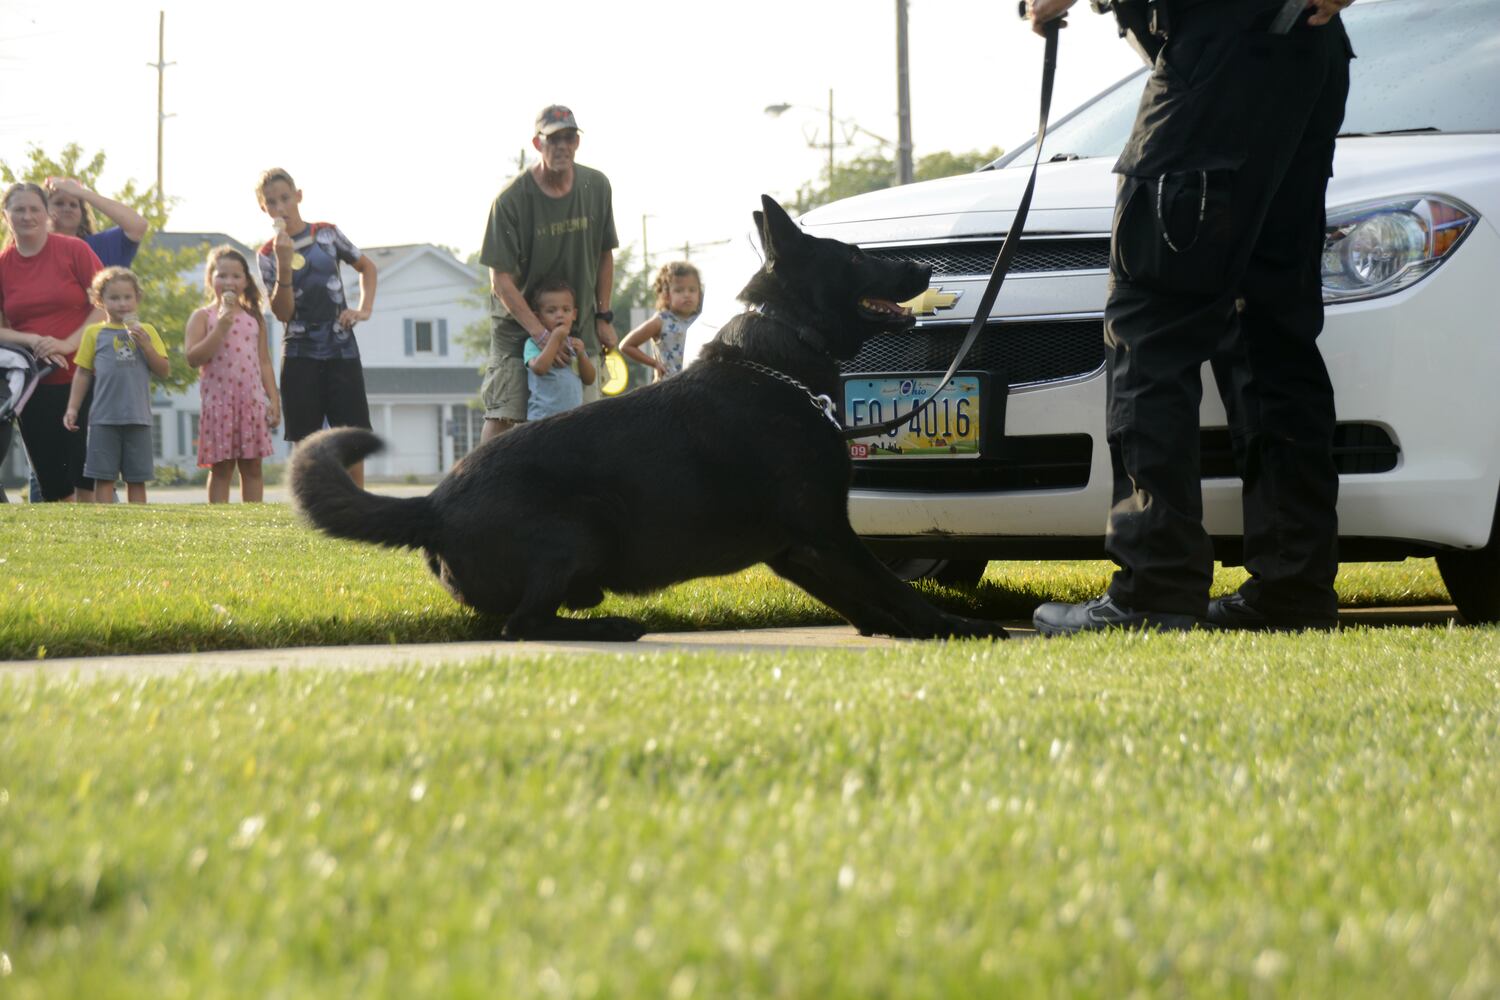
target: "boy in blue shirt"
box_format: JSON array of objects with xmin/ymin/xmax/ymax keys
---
[
  {"xmin": 523, "ymin": 277, "xmax": 596, "ymax": 420},
  {"xmin": 256, "ymin": 167, "xmax": 378, "ymax": 486}
]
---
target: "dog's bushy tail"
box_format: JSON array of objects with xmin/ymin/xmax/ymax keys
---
[{"xmin": 288, "ymin": 428, "xmax": 435, "ymax": 551}]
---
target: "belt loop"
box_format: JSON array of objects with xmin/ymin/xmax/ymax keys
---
[{"xmin": 1148, "ymin": 0, "xmax": 1171, "ymax": 39}]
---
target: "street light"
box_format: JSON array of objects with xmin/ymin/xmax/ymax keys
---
[{"xmin": 764, "ymin": 89, "xmax": 896, "ymax": 188}]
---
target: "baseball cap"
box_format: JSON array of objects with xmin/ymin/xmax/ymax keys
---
[{"xmin": 535, "ymin": 105, "xmax": 581, "ymax": 136}]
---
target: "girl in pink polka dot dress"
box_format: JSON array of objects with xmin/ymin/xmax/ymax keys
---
[{"xmin": 184, "ymin": 246, "xmax": 281, "ymax": 502}]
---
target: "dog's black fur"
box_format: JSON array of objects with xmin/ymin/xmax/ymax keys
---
[{"xmin": 289, "ymin": 196, "xmax": 1006, "ymax": 642}]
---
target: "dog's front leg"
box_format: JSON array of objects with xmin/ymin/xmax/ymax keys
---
[
  {"xmin": 786, "ymin": 532, "xmax": 1008, "ymax": 640},
  {"xmin": 766, "ymin": 553, "xmax": 911, "ymax": 637}
]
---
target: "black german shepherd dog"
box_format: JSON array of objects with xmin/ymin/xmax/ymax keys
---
[{"xmin": 289, "ymin": 196, "xmax": 1006, "ymax": 642}]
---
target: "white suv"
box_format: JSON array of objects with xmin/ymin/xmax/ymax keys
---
[{"xmin": 696, "ymin": 0, "xmax": 1500, "ymax": 621}]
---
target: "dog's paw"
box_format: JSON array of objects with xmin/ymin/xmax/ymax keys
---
[
  {"xmin": 935, "ymin": 615, "xmax": 1009, "ymax": 640},
  {"xmin": 586, "ymin": 616, "xmax": 648, "ymax": 642}
]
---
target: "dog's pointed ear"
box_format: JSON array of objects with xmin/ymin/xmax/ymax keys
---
[{"xmin": 757, "ymin": 195, "xmax": 801, "ymax": 263}]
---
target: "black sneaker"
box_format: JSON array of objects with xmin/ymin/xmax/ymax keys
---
[
  {"xmin": 1032, "ymin": 595, "xmax": 1203, "ymax": 637},
  {"xmin": 1206, "ymin": 593, "xmax": 1338, "ymax": 632}
]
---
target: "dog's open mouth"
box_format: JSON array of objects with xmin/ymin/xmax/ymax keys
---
[{"xmin": 858, "ymin": 297, "xmax": 914, "ymax": 323}]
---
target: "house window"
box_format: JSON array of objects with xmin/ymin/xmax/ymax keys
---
[
  {"xmin": 189, "ymin": 413, "xmax": 201, "ymax": 454},
  {"xmin": 405, "ymin": 317, "xmax": 447, "ymax": 357},
  {"xmin": 152, "ymin": 414, "xmax": 164, "ymax": 458}
]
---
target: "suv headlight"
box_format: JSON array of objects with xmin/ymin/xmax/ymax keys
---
[{"xmin": 1322, "ymin": 195, "xmax": 1477, "ymax": 303}]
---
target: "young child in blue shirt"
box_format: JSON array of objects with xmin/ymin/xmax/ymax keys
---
[{"xmin": 523, "ymin": 277, "xmax": 596, "ymax": 421}]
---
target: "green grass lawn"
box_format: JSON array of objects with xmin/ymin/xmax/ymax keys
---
[
  {"xmin": 0, "ymin": 503, "xmax": 1459, "ymax": 660},
  {"xmin": 1, "ymin": 504, "xmax": 1495, "ymax": 997},
  {"xmin": 3, "ymin": 632, "xmax": 1498, "ymax": 998}
]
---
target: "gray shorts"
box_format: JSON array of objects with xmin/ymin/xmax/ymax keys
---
[
  {"xmin": 481, "ymin": 320, "xmax": 529, "ymax": 422},
  {"xmin": 84, "ymin": 423, "xmax": 155, "ymax": 483}
]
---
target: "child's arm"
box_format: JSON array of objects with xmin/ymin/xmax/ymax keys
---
[
  {"xmin": 572, "ymin": 338, "xmax": 596, "ymax": 386},
  {"xmin": 619, "ymin": 315, "xmax": 667, "ymax": 375},
  {"xmin": 339, "ymin": 255, "xmax": 378, "ymax": 329},
  {"xmin": 184, "ymin": 307, "xmax": 232, "ymax": 368},
  {"xmin": 131, "ymin": 323, "xmax": 170, "ymax": 378},
  {"xmin": 527, "ymin": 326, "xmax": 570, "ymax": 375},
  {"xmin": 63, "ymin": 369, "xmax": 92, "ymax": 431},
  {"xmin": 268, "ymin": 233, "xmax": 296, "ymax": 323},
  {"xmin": 255, "ymin": 315, "xmax": 282, "ymax": 428}
]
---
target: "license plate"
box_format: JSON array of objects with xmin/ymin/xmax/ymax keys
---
[{"xmin": 843, "ymin": 375, "xmax": 981, "ymax": 459}]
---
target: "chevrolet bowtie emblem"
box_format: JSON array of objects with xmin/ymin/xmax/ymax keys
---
[{"xmin": 900, "ymin": 286, "xmax": 962, "ymax": 317}]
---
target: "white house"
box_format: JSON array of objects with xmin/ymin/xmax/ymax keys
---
[{"xmin": 341, "ymin": 244, "xmax": 490, "ymax": 478}]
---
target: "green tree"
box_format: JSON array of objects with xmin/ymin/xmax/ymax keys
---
[
  {"xmin": 1, "ymin": 143, "xmax": 202, "ymax": 393},
  {"xmin": 788, "ymin": 146, "xmax": 1005, "ymax": 215}
]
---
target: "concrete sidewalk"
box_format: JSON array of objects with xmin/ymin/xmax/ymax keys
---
[
  {"xmin": 0, "ymin": 625, "xmax": 956, "ymax": 682},
  {"xmin": 0, "ymin": 606, "xmax": 1464, "ymax": 682}
]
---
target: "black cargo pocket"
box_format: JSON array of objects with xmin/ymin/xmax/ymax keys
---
[
  {"xmin": 1112, "ymin": 171, "xmax": 1237, "ymax": 296},
  {"xmin": 1116, "ymin": 32, "xmax": 1256, "ymax": 178}
]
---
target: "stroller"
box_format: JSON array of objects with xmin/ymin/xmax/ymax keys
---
[{"xmin": 0, "ymin": 342, "xmax": 60, "ymax": 503}]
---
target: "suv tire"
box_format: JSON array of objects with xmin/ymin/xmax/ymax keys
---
[
  {"xmin": 1436, "ymin": 492, "xmax": 1500, "ymax": 624},
  {"xmin": 882, "ymin": 558, "xmax": 989, "ymax": 587}
]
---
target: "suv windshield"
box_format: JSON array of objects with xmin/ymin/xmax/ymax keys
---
[{"xmin": 1001, "ymin": 0, "xmax": 1500, "ymax": 167}]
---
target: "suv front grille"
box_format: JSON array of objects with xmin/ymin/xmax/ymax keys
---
[
  {"xmin": 840, "ymin": 319, "xmax": 1105, "ymax": 388},
  {"xmin": 863, "ymin": 238, "xmax": 1110, "ymax": 277}
]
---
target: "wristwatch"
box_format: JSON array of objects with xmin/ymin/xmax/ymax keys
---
[{"xmin": 595, "ymin": 309, "xmax": 614, "ymax": 324}]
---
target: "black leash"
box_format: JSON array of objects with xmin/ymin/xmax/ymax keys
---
[{"xmin": 840, "ymin": 11, "xmax": 1061, "ymax": 442}]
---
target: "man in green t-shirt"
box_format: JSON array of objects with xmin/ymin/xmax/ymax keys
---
[{"xmin": 478, "ymin": 104, "xmax": 620, "ymax": 441}]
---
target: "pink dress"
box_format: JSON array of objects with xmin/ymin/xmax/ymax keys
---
[{"xmin": 194, "ymin": 305, "xmax": 274, "ymax": 466}]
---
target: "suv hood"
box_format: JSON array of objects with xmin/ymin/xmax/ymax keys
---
[
  {"xmin": 798, "ymin": 134, "xmax": 1500, "ymax": 245},
  {"xmin": 800, "ymin": 157, "xmax": 1119, "ymax": 244}
]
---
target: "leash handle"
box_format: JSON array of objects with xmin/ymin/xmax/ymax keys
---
[{"xmin": 842, "ymin": 19, "xmax": 1061, "ymax": 442}]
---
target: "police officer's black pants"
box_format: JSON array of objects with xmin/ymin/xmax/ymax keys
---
[{"xmin": 1103, "ymin": 15, "xmax": 1352, "ymax": 617}]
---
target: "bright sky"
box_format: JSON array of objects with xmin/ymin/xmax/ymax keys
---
[{"xmin": 0, "ymin": 0, "xmax": 1140, "ymax": 294}]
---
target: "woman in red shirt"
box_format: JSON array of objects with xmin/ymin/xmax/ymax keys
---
[{"xmin": 0, "ymin": 182, "xmax": 103, "ymax": 501}]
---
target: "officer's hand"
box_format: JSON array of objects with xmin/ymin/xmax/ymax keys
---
[
  {"xmin": 1306, "ymin": 0, "xmax": 1354, "ymax": 26},
  {"xmin": 1027, "ymin": 0, "xmax": 1076, "ymax": 35}
]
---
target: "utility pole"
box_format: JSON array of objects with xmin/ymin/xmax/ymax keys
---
[
  {"xmin": 146, "ymin": 11, "xmax": 174, "ymax": 212},
  {"xmin": 895, "ymin": 0, "xmax": 914, "ymax": 184},
  {"xmin": 827, "ymin": 88, "xmax": 836, "ymax": 189}
]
